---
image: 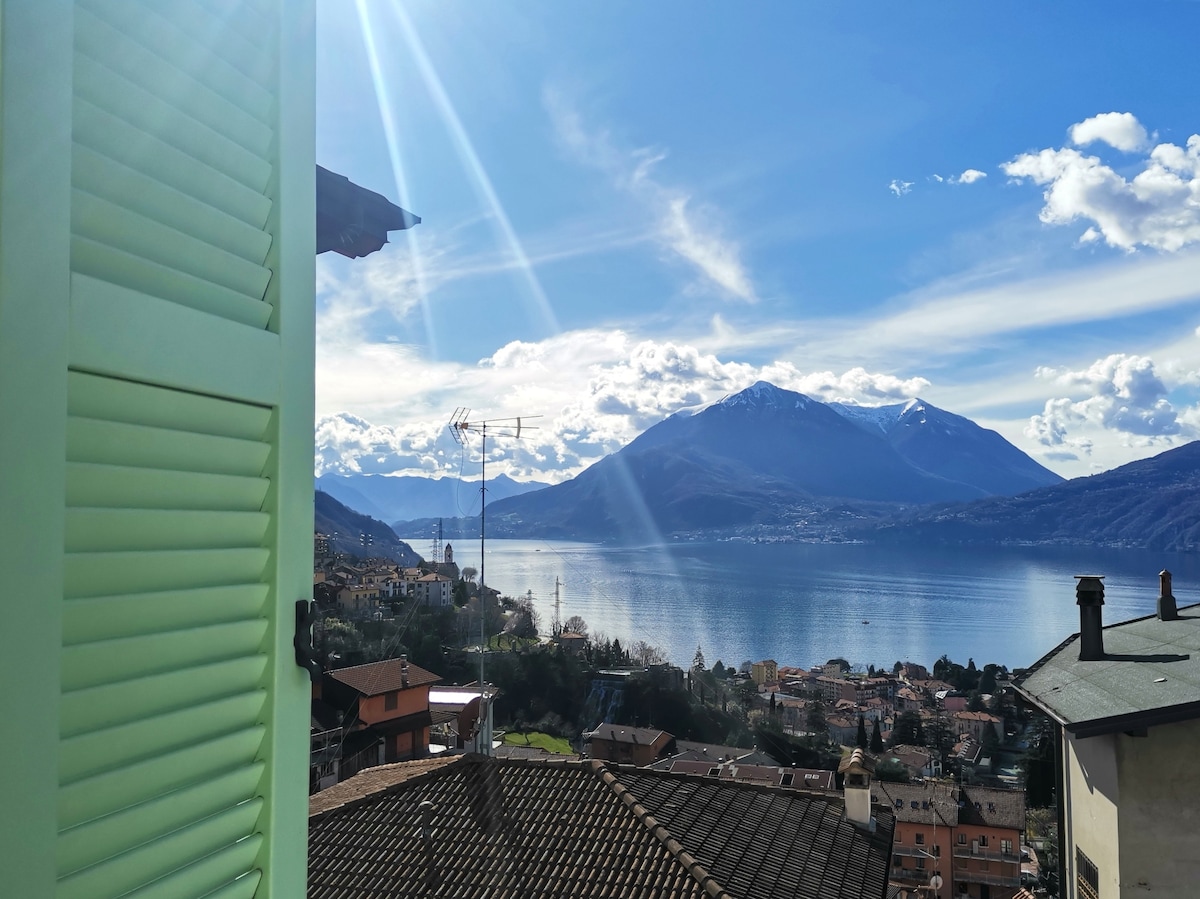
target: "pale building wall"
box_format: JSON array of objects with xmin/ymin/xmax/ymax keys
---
[
  {"xmin": 1064, "ymin": 732, "xmax": 1120, "ymax": 898},
  {"xmin": 1115, "ymin": 718, "xmax": 1200, "ymax": 895}
]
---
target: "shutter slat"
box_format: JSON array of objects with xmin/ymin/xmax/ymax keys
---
[
  {"xmin": 72, "ymin": 189, "xmax": 272, "ymax": 301},
  {"xmin": 67, "ymin": 370, "xmax": 270, "ymax": 440},
  {"xmin": 73, "ymin": 145, "xmax": 272, "ymax": 265},
  {"xmin": 74, "ymin": 6, "xmax": 272, "ymax": 158},
  {"xmin": 122, "ymin": 834, "xmax": 264, "ymax": 899},
  {"xmin": 73, "ymin": 98, "xmax": 271, "ymax": 229},
  {"xmin": 197, "ymin": 869, "xmax": 262, "ymax": 899},
  {"xmin": 61, "ymin": 619, "xmax": 269, "ymax": 692},
  {"xmin": 64, "ymin": 547, "xmax": 271, "ymax": 599},
  {"xmin": 66, "ymin": 463, "xmax": 270, "ymax": 512},
  {"xmin": 132, "ymin": 0, "xmax": 276, "ymax": 89},
  {"xmin": 57, "ymin": 798, "xmax": 263, "ymax": 899},
  {"xmin": 62, "ymin": 584, "xmax": 268, "ymax": 646},
  {"xmin": 67, "ymin": 417, "xmax": 270, "ymax": 476},
  {"xmin": 57, "ymin": 726, "xmax": 266, "ymax": 829},
  {"xmin": 66, "ymin": 509, "xmax": 270, "ymax": 553},
  {"xmin": 74, "ymin": 52, "xmax": 270, "ymax": 192},
  {"xmin": 71, "ymin": 237, "xmax": 274, "ymax": 329},
  {"xmin": 57, "ymin": 763, "xmax": 265, "ymax": 878},
  {"xmin": 60, "ymin": 656, "xmax": 268, "ymax": 737},
  {"xmin": 77, "ymin": 0, "xmax": 273, "ymax": 122},
  {"xmin": 60, "ymin": 691, "xmax": 267, "ymax": 785}
]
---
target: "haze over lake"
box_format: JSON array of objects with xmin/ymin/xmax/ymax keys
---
[{"xmin": 418, "ymin": 538, "xmax": 1200, "ymax": 671}]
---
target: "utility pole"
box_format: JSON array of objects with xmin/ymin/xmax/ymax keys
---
[
  {"xmin": 448, "ymin": 409, "xmax": 539, "ymax": 754},
  {"xmin": 552, "ymin": 576, "xmax": 564, "ymax": 636}
]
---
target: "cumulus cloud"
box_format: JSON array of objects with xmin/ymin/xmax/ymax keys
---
[
  {"xmin": 546, "ymin": 90, "xmax": 756, "ymax": 301},
  {"xmin": 1070, "ymin": 112, "xmax": 1149, "ymax": 153},
  {"xmin": 316, "ymin": 330, "xmax": 931, "ymax": 480},
  {"xmin": 889, "ymin": 179, "xmax": 913, "ymax": 197},
  {"xmin": 1003, "ymin": 113, "xmax": 1200, "ymax": 251},
  {"xmin": 1025, "ymin": 353, "xmax": 1194, "ymax": 454},
  {"xmin": 932, "ymin": 169, "xmax": 987, "ymax": 185}
]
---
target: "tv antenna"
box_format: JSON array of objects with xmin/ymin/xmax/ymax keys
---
[
  {"xmin": 552, "ymin": 576, "xmax": 565, "ymax": 636},
  {"xmin": 448, "ymin": 409, "xmax": 540, "ymax": 752}
]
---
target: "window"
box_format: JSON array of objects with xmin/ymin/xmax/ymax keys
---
[
  {"xmin": 915, "ymin": 833, "xmax": 925, "ymax": 845},
  {"xmin": 896, "ymin": 833, "xmax": 902, "ymax": 843},
  {"xmin": 958, "ymin": 833, "xmax": 966, "ymax": 845},
  {"xmin": 1077, "ymin": 848, "xmax": 1100, "ymax": 899},
  {"xmin": 978, "ymin": 835, "xmax": 988, "ymax": 847},
  {"xmin": 916, "ymin": 858, "xmax": 925, "ymax": 870},
  {"xmin": 894, "ymin": 856, "xmax": 902, "ymax": 868},
  {"xmin": 1001, "ymin": 839, "xmax": 1013, "ymax": 855},
  {"xmin": 384, "ymin": 692, "xmax": 398, "ymax": 711}
]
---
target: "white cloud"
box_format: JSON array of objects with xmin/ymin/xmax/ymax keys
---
[
  {"xmin": 1003, "ymin": 114, "xmax": 1200, "ymax": 251},
  {"xmin": 1070, "ymin": 111, "xmax": 1149, "ymax": 153},
  {"xmin": 315, "ymin": 329, "xmax": 931, "ymax": 480},
  {"xmin": 545, "ymin": 89, "xmax": 756, "ymax": 302},
  {"xmin": 1025, "ymin": 353, "xmax": 1193, "ymax": 453},
  {"xmin": 933, "ymin": 169, "xmax": 987, "ymax": 186},
  {"xmin": 889, "ymin": 179, "xmax": 913, "ymax": 197}
]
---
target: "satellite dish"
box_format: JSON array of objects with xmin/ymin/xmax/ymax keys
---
[{"xmin": 929, "ymin": 874, "xmax": 944, "ymax": 890}]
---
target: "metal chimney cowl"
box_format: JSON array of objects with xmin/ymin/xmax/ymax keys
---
[
  {"xmin": 1076, "ymin": 575, "xmax": 1105, "ymax": 662},
  {"xmin": 1158, "ymin": 569, "xmax": 1179, "ymax": 621}
]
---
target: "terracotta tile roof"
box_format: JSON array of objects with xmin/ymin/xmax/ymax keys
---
[
  {"xmin": 586, "ymin": 723, "xmax": 670, "ymax": 746},
  {"xmin": 308, "ymin": 754, "xmax": 895, "ymax": 899},
  {"xmin": 327, "ymin": 658, "xmax": 441, "ymax": 696}
]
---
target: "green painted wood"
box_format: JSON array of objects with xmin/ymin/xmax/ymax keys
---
[
  {"xmin": 60, "ymin": 655, "xmax": 269, "ymax": 737},
  {"xmin": 57, "ymin": 726, "xmax": 266, "ymax": 830},
  {"xmin": 79, "ymin": 0, "xmax": 273, "ymax": 123},
  {"xmin": 73, "ymin": 98, "xmax": 272, "ymax": 228},
  {"xmin": 73, "ymin": 144, "xmax": 272, "ymax": 264},
  {"xmin": 122, "ymin": 833, "xmax": 265, "ymax": 899},
  {"xmin": 75, "ymin": 6, "xmax": 273, "ymax": 157},
  {"xmin": 133, "ymin": 0, "xmax": 276, "ymax": 89},
  {"xmin": 72, "ymin": 190, "xmax": 272, "ymax": 300},
  {"xmin": 57, "ymin": 800, "xmax": 265, "ymax": 899},
  {"xmin": 0, "ymin": 3, "xmax": 74, "ymax": 893},
  {"xmin": 65, "ymin": 509, "xmax": 271, "ymax": 553},
  {"xmin": 60, "ymin": 690, "xmax": 268, "ymax": 784},
  {"xmin": 56, "ymin": 762, "xmax": 265, "ymax": 877},
  {"xmin": 198, "ymin": 870, "xmax": 263, "ymax": 899},
  {"xmin": 67, "ymin": 417, "xmax": 270, "ymax": 476},
  {"xmin": 61, "ymin": 620, "xmax": 269, "ymax": 692},
  {"xmin": 62, "ymin": 584, "xmax": 269, "ymax": 645},
  {"xmin": 72, "ymin": 236, "xmax": 274, "ymax": 328},
  {"xmin": 74, "ymin": 53, "xmax": 271, "ymax": 191},
  {"xmin": 64, "ymin": 547, "xmax": 272, "ymax": 598},
  {"xmin": 68, "ymin": 274, "xmax": 282, "ymax": 406},
  {"xmin": 66, "ymin": 463, "xmax": 270, "ymax": 512},
  {"xmin": 67, "ymin": 370, "xmax": 271, "ymax": 440}
]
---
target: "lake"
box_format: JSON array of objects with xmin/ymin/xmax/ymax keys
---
[{"xmin": 409, "ymin": 537, "xmax": 1200, "ymax": 671}]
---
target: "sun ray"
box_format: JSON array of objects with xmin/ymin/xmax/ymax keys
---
[{"xmin": 354, "ymin": 0, "xmax": 439, "ymax": 358}]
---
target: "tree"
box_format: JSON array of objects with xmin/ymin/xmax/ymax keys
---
[
  {"xmin": 856, "ymin": 715, "xmax": 868, "ymax": 749},
  {"xmin": 968, "ymin": 691, "xmax": 985, "ymax": 712},
  {"xmin": 561, "ymin": 615, "xmax": 588, "ymax": 636},
  {"xmin": 892, "ymin": 711, "xmax": 921, "ymax": 747},
  {"xmin": 452, "ymin": 579, "xmax": 470, "ymax": 607},
  {"xmin": 769, "ymin": 692, "xmax": 777, "ymax": 716},
  {"xmin": 978, "ymin": 666, "xmax": 998, "ymax": 695},
  {"xmin": 806, "ymin": 700, "xmax": 827, "ymax": 734},
  {"xmin": 712, "ymin": 660, "xmax": 727, "ymax": 679},
  {"xmin": 870, "ymin": 718, "xmax": 884, "ymax": 753},
  {"xmin": 461, "ymin": 566, "xmax": 477, "ymax": 584},
  {"xmin": 504, "ymin": 596, "xmax": 540, "ymax": 640},
  {"xmin": 826, "ymin": 657, "xmax": 851, "ymax": 673},
  {"xmin": 892, "ymin": 660, "xmax": 903, "ymax": 675},
  {"xmin": 875, "ymin": 759, "xmax": 909, "ymax": 783},
  {"xmin": 630, "ymin": 640, "xmax": 666, "ymax": 667},
  {"xmin": 692, "ymin": 645, "xmax": 706, "ymax": 671}
]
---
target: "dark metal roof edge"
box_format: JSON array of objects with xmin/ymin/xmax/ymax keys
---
[{"xmin": 1066, "ymin": 698, "xmax": 1200, "ymax": 739}]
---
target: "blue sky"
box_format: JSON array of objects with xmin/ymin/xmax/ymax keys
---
[{"xmin": 314, "ymin": 1, "xmax": 1200, "ymax": 487}]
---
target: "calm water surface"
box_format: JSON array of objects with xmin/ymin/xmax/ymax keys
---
[{"xmin": 412, "ymin": 538, "xmax": 1200, "ymax": 670}]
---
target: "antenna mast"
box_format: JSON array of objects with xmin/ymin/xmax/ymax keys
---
[
  {"xmin": 448, "ymin": 408, "xmax": 540, "ymax": 753},
  {"xmin": 553, "ymin": 576, "xmax": 564, "ymax": 636}
]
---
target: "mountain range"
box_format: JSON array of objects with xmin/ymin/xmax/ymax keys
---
[
  {"xmin": 477, "ymin": 382, "xmax": 1063, "ymax": 541},
  {"xmin": 860, "ymin": 440, "xmax": 1200, "ymax": 552},
  {"xmin": 315, "ymin": 490, "xmax": 422, "ymax": 565},
  {"xmin": 315, "ymin": 472, "xmax": 548, "ymax": 523}
]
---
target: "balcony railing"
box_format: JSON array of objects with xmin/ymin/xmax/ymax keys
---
[
  {"xmin": 952, "ymin": 845, "xmax": 1019, "ymax": 863},
  {"xmin": 893, "ymin": 846, "xmax": 942, "ymax": 859},
  {"xmin": 949, "ymin": 868, "xmax": 1021, "ymax": 888}
]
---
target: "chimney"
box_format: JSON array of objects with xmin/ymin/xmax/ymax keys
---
[
  {"xmin": 1158, "ymin": 570, "xmax": 1178, "ymax": 621},
  {"xmin": 1076, "ymin": 576, "xmax": 1106, "ymax": 661},
  {"xmin": 837, "ymin": 748, "xmax": 875, "ymax": 829},
  {"xmin": 400, "ymin": 653, "xmax": 409, "ymax": 688}
]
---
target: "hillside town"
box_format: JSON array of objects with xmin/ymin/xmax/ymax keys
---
[{"xmin": 309, "ymin": 534, "xmax": 1055, "ymax": 898}]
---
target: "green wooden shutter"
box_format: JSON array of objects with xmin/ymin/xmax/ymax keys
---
[{"xmin": 52, "ymin": 2, "xmax": 312, "ymax": 897}]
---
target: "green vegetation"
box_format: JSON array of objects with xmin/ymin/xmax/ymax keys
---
[{"xmin": 504, "ymin": 731, "xmax": 574, "ymax": 755}]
